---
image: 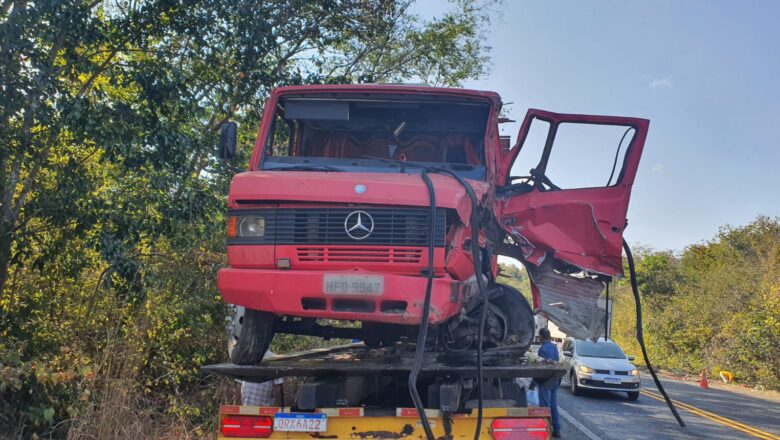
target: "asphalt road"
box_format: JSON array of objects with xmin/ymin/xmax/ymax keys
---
[{"xmin": 554, "ymin": 374, "xmax": 780, "ymax": 439}]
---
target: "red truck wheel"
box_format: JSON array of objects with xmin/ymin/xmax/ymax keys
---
[
  {"xmin": 489, "ymin": 283, "xmax": 535, "ymax": 353},
  {"xmin": 228, "ymin": 306, "xmax": 275, "ymax": 365},
  {"xmin": 441, "ymin": 283, "xmax": 535, "ymax": 355}
]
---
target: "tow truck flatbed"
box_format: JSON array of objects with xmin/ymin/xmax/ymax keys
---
[
  {"xmin": 206, "ymin": 345, "xmax": 565, "ymax": 438},
  {"xmin": 201, "ymin": 344, "xmax": 566, "ymax": 382}
]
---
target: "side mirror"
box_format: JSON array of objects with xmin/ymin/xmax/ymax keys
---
[
  {"xmin": 218, "ymin": 121, "xmax": 238, "ymax": 160},
  {"xmin": 563, "ymin": 351, "xmax": 572, "ymax": 357},
  {"xmin": 627, "ymin": 355, "xmax": 635, "ymax": 361}
]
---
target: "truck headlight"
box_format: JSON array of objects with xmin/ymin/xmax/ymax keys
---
[
  {"xmin": 578, "ymin": 365, "xmax": 594, "ymax": 374},
  {"xmin": 237, "ymin": 216, "xmax": 265, "ymax": 237},
  {"xmin": 629, "ymin": 368, "xmax": 639, "ymax": 376}
]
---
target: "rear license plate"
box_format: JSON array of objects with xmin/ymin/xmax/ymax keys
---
[
  {"xmin": 323, "ymin": 275, "xmax": 384, "ymax": 295},
  {"xmin": 604, "ymin": 377, "xmax": 622, "ymax": 384},
  {"xmin": 274, "ymin": 413, "xmax": 327, "ymax": 432}
]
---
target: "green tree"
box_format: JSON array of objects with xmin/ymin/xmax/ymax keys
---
[
  {"xmin": 611, "ymin": 217, "xmax": 780, "ymax": 389},
  {"xmin": 497, "ymin": 262, "xmax": 532, "ymax": 303},
  {"xmin": 0, "ymin": 1, "xmax": 495, "ymax": 436}
]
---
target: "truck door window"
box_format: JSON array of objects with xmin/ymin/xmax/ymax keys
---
[
  {"xmin": 266, "ymin": 110, "xmax": 293, "ymax": 156},
  {"xmin": 543, "ymin": 123, "xmax": 636, "ymax": 189},
  {"xmin": 508, "ymin": 118, "xmax": 550, "ymax": 180}
]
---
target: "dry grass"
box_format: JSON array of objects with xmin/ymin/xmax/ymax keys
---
[
  {"xmin": 66, "ymin": 373, "xmax": 239, "ymax": 440},
  {"xmin": 64, "ymin": 317, "xmax": 239, "ymax": 440}
]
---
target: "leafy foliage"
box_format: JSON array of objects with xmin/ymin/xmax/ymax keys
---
[
  {"xmin": 610, "ymin": 217, "xmax": 780, "ymax": 390},
  {"xmin": 0, "ymin": 0, "xmax": 494, "ymax": 437},
  {"xmin": 496, "ymin": 262, "xmax": 533, "ymax": 304}
]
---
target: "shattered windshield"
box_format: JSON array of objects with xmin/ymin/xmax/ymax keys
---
[{"xmin": 260, "ymin": 95, "xmax": 490, "ymax": 179}]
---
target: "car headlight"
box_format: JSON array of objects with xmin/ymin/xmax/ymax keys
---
[
  {"xmin": 237, "ymin": 216, "xmax": 265, "ymax": 237},
  {"xmin": 578, "ymin": 365, "xmax": 594, "ymax": 374},
  {"xmin": 629, "ymin": 368, "xmax": 639, "ymax": 376}
]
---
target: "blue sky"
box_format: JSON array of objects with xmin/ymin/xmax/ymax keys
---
[{"xmin": 416, "ymin": 0, "xmax": 780, "ymax": 251}]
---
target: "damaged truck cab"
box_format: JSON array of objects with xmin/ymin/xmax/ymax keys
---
[{"xmin": 218, "ymin": 84, "xmax": 648, "ymax": 365}]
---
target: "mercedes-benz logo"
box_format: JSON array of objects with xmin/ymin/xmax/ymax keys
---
[{"xmin": 344, "ymin": 211, "xmax": 374, "ymax": 240}]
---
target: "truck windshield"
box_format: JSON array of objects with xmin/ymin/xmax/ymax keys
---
[
  {"xmin": 576, "ymin": 341, "xmax": 626, "ymax": 359},
  {"xmin": 260, "ymin": 96, "xmax": 490, "ymax": 179}
]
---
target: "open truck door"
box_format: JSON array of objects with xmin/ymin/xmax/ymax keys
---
[{"xmin": 495, "ymin": 109, "xmax": 649, "ymax": 340}]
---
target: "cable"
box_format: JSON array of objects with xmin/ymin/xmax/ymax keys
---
[
  {"xmin": 359, "ymin": 158, "xmax": 488, "ymax": 439},
  {"xmin": 606, "ymin": 127, "xmax": 633, "ymax": 186},
  {"xmin": 604, "ymin": 282, "xmax": 610, "ymax": 340},
  {"xmin": 408, "ymin": 170, "xmax": 437, "ymax": 440},
  {"xmin": 428, "ymin": 167, "xmax": 489, "ymax": 440},
  {"xmin": 623, "ymin": 239, "xmax": 686, "ymax": 428}
]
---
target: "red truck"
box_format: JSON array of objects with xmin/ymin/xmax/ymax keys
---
[{"xmin": 217, "ymin": 84, "xmax": 648, "ymax": 365}]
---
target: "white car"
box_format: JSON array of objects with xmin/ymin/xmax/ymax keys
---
[{"xmin": 562, "ymin": 337, "xmax": 641, "ymax": 400}]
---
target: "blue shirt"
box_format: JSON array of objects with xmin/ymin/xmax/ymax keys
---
[{"xmin": 538, "ymin": 341, "xmax": 559, "ymax": 362}]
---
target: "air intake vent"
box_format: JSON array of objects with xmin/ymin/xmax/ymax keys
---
[{"xmin": 296, "ymin": 247, "xmax": 423, "ymax": 263}]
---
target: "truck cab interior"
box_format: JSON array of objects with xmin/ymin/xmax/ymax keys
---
[{"xmin": 261, "ymin": 97, "xmax": 490, "ymax": 178}]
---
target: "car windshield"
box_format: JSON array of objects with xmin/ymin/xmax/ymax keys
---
[
  {"xmin": 576, "ymin": 341, "xmax": 626, "ymax": 359},
  {"xmin": 260, "ymin": 95, "xmax": 490, "ymax": 180}
]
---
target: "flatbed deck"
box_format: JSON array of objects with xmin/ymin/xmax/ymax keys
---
[{"xmin": 201, "ymin": 344, "xmax": 566, "ymax": 382}]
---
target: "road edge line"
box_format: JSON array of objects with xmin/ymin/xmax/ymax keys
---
[
  {"xmin": 559, "ymin": 407, "xmax": 603, "ymax": 440},
  {"xmin": 640, "ymin": 389, "xmax": 779, "ymax": 440}
]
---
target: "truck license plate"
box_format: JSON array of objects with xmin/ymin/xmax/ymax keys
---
[
  {"xmin": 604, "ymin": 377, "xmax": 622, "ymax": 384},
  {"xmin": 274, "ymin": 413, "xmax": 327, "ymax": 432},
  {"xmin": 323, "ymin": 275, "xmax": 384, "ymax": 295}
]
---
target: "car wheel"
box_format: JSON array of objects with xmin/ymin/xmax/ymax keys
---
[
  {"xmin": 227, "ymin": 305, "xmax": 275, "ymax": 365},
  {"xmin": 627, "ymin": 391, "xmax": 640, "ymax": 401},
  {"xmin": 570, "ymin": 371, "xmax": 581, "ymax": 396}
]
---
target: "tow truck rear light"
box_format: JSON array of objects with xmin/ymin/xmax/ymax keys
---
[
  {"xmin": 220, "ymin": 415, "xmax": 273, "ymax": 438},
  {"xmin": 491, "ymin": 418, "xmax": 549, "ymax": 440}
]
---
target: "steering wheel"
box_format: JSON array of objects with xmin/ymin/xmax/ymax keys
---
[
  {"xmin": 502, "ymin": 171, "xmax": 560, "ymax": 194},
  {"xmin": 509, "ymin": 175, "xmax": 533, "ymax": 184},
  {"xmin": 499, "ymin": 175, "xmax": 536, "ymax": 195}
]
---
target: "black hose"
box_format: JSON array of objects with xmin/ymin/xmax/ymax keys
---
[
  {"xmin": 604, "ymin": 282, "xmax": 610, "ymax": 340},
  {"xmin": 365, "ymin": 160, "xmax": 488, "ymax": 439},
  {"xmin": 623, "ymin": 239, "xmax": 686, "ymax": 428},
  {"xmin": 428, "ymin": 168, "xmax": 489, "ymax": 440},
  {"xmin": 606, "ymin": 127, "xmax": 633, "ymax": 186},
  {"xmin": 408, "ymin": 170, "xmax": 437, "ymax": 440}
]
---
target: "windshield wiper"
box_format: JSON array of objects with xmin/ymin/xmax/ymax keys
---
[
  {"xmin": 267, "ymin": 165, "xmax": 345, "ymax": 172},
  {"xmin": 362, "ymin": 155, "xmax": 447, "ymax": 173},
  {"xmin": 581, "ymin": 354, "xmax": 623, "ymax": 359}
]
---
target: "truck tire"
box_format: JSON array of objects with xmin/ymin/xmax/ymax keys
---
[
  {"xmin": 489, "ymin": 283, "xmax": 536, "ymax": 353},
  {"xmin": 228, "ymin": 306, "xmax": 275, "ymax": 365}
]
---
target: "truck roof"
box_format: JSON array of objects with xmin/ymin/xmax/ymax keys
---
[{"xmin": 271, "ymin": 83, "xmax": 502, "ymax": 104}]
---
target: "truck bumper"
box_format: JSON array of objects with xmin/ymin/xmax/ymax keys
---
[
  {"xmin": 218, "ymin": 268, "xmax": 467, "ymax": 324},
  {"xmin": 218, "ymin": 406, "xmax": 551, "ymax": 440}
]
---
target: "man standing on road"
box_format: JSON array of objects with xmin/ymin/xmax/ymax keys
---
[{"xmin": 537, "ymin": 328, "xmax": 561, "ymax": 438}]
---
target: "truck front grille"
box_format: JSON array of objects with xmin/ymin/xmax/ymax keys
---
[
  {"xmin": 229, "ymin": 207, "xmax": 446, "ymax": 247},
  {"xmin": 296, "ymin": 247, "xmax": 423, "ymax": 263}
]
